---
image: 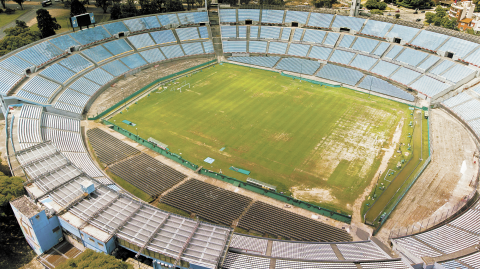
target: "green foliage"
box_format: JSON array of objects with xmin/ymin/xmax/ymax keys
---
[
  {"xmin": 166, "ymin": 0, "xmax": 184, "ymax": 11},
  {"xmin": 70, "ymin": 0, "xmax": 87, "ymax": 17},
  {"xmin": 95, "ymin": 0, "xmax": 113, "ymax": 13},
  {"xmin": 5, "ymin": 7, "xmax": 15, "ymax": 14},
  {"xmin": 395, "ymin": 13, "xmax": 400, "ymax": 18},
  {"xmin": 259, "ymin": 0, "xmax": 285, "ymax": 5},
  {"xmin": 36, "ymin": 9, "xmax": 61, "ymax": 38},
  {"xmin": 396, "ymin": 0, "xmax": 433, "ymax": 8},
  {"xmin": 56, "ymin": 249, "xmax": 133, "ymax": 269},
  {"xmin": 311, "ymin": 0, "xmax": 336, "ymax": 8},
  {"xmin": 0, "ymin": 21, "xmax": 41, "ymax": 56},
  {"xmin": 366, "ymin": 0, "xmax": 387, "ymax": 10},
  {"xmin": 370, "ymin": 9, "xmax": 384, "ymax": 14},
  {"xmin": 0, "ymin": 176, "xmax": 24, "ymax": 216},
  {"xmin": 425, "ymin": 6, "xmax": 458, "ymax": 29},
  {"xmin": 0, "ymin": 0, "xmax": 4, "ymax": 9},
  {"xmin": 110, "ymin": 3, "xmax": 121, "ymax": 19},
  {"xmin": 13, "ymin": 0, "xmax": 24, "ymax": 10}
]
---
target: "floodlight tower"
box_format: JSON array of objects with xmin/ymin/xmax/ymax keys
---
[{"xmin": 350, "ymin": 0, "xmax": 361, "ymax": 16}]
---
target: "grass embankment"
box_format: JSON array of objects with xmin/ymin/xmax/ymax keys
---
[
  {"xmin": 364, "ymin": 109, "xmax": 429, "ymax": 226},
  {"xmin": 109, "ymin": 63, "xmax": 410, "ymax": 214}
]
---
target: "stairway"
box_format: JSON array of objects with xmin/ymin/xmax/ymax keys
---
[{"xmin": 209, "ymin": 10, "xmax": 224, "ymax": 57}]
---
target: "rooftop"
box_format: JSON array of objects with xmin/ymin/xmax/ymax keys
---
[{"xmin": 11, "ymin": 196, "xmax": 42, "ymax": 218}]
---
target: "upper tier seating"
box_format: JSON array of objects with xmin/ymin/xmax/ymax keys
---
[
  {"xmin": 437, "ymin": 36, "xmax": 478, "ymax": 59},
  {"xmin": 0, "ymin": 55, "xmax": 33, "ymax": 75},
  {"xmin": 140, "ymin": 48, "xmax": 166, "ymax": 63},
  {"xmin": 102, "ymin": 39, "xmax": 133, "ymax": 56},
  {"xmin": 69, "ymin": 26, "xmax": 112, "ymax": 46},
  {"xmin": 306, "ymin": 13, "xmax": 334, "ymax": 28},
  {"xmin": 49, "ymin": 34, "xmax": 80, "ymax": 50},
  {"xmin": 161, "ymin": 44, "xmax": 185, "ymax": 58},
  {"xmin": 0, "ymin": 67, "xmax": 24, "ymax": 95},
  {"xmin": 261, "ymin": 10, "xmax": 284, "ymax": 24},
  {"xmin": 287, "ymin": 43, "xmax": 310, "ymax": 57},
  {"xmin": 410, "ymin": 76, "xmax": 450, "ymax": 97},
  {"xmin": 285, "ymin": 10, "xmax": 308, "ymax": 24},
  {"xmin": 308, "ymin": 46, "xmax": 332, "ymax": 60},
  {"xmin": 360, "ymin": 20, "xmax": 392, "ymax": 38},
  {"xmin": 101, "ymin": 60, "xmax": 130, "ymax": 76},
  {"xmin": 371, "ymin": 60, "xmax": 400, "ymax": 77},
  {"xmin": 182, "ymin": 42, "xmax": 204, "ymax": 55},
  {"xmin": 409, "ymin": 30, "xmax": 449, "ymax": 51},
  {"xmin": 302, "ymin": 29, "xmax": 327, "ymax": 44},
  {"xmin": 385, "ymin": 24, "xmax": 420, "ymax": 43},
  {"xmin": 220, "ymin": 9, "xmax": 237, "ymax": 23},
  {"xmin": 120, "ymin": 53, "xmax": 147, "ymax": 69},
  {"xmin": 176, "ymin": 27, "xmax": 201, "ymax": 41},
  {"xmin": 260, "ymin": 26, "xmax": 281, "ymax": 39},
  {"xmin": 249, "ymin": 41, "xmax": 267, "ymax": 53},
  {"xmin": 127, "ymin": 33, "xmax": 156, "ymax": 49},
  {"xmin": 58, "ymin": 54, "xmax": 93, "ymax": 73},
  {"xmin": 221, "ymin": 26, "xmax": 237, "ymax": 38},
  {"xmin": 238, "ymin": 9, "xmax": 260, "ymax": 22},
  {"xmin": 39, "ymin": 63, "xmax": 76, "ymax": 85},
  {"xmin": 157, "ymin": 13, "xmax": 180, "ymax": 26},
  {"xmin": 223, "ymin": 41, "xmax": 247, "ymax": 53},
  {"xmin": 390, "ymin": 67, "xmax": 421, "ymax": 85},
  {"xmin": 395, "ymin": 47, "xmax": 428, "ymax": 66},
  {"xmin": 15, "ymin": 41, "xmax": 64, "ymax": 68},
  {"xmin": 81, "ymin": 45, "xmax": 115, "ymax": 63},
  {"xmin": 177, "ymin": 11, "xmax": 208, "ymax": 25},
  {"xmin": 268, "ymin": 42, "xmax": 288, "ymax": 54},
  {"xmin": 329, "ymin": 50, "xmax": 356, "ymax": 65},
  {"xmin": 350, "ymin": 55, "xmax": 378, "ymax": 70},
  {"xmin": 102, "ymin": 21, "xmax": 129, "ymax": 35},
  {"xmin": 331, "ymin": 16, "xmax": 365, "ymax": 32}
]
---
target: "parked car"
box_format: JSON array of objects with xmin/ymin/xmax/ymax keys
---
[{"xmin": 41, "ymin": 0, "xmax": 52, "ymax": 7}]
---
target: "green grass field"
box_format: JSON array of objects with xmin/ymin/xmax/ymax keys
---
[{"xmin": 110, "ymin": 63, "xmax": 411, "ymax": 214}]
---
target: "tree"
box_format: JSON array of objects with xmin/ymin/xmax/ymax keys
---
[
  {"xmin": 395, "ymin": 13, "xmax": 400, "ymax": 18},
  {"xmin": 166, "ymin": 0, "xmax": 184, "ymax": 12},
  {"xmin": 259, "ymin": 0, "xmax": 285, "ymax": 4},
  {"xmin": 425, "ymin": 11, "xmax": 435, "ymax": 24},
  {"xmin": 0, "ymin": 21, "xmax": 41, "ymax": 56},
  {"xmin": 70, "ymin": 0, "xmax": 87, "ymax": 17},
  {"xmin": 110, "ymin": 3, "xmax": 122, "ymax": 19},
  {"xmin": 442, "ymin": 16, "xmax": 457, "ymax": 29},
  {"xmin": 370, "ymin": 9, "xmax": 384, "ymax": 14},
  {"xmin": 95, "ymin": 0, "xmax": 113, "ymax": 13},
  {"xmin": 36, "ymin": 9, "xmax": 61, "ymax": 38},
  {"xmin": 120, "ymin": 0, "xmax": 138, "ymax": 18},
  {"xmin": 311, "ymin": 0, "xmax": 336, "ymax": 8},
  {"xmin": 365, "ymin": 0, "xmax": 387, "ymax": 10},
  {"xmin": 0, "ymin": 0, "xmax": 5, "ymax": 9},
  {"xmin": 0, "ymin": 175, "xmax": 24, "ymax": 217},
  {"xmin": 13, "ymin": 0, "xmax": 24, "ymax": 9},
  {"xmin": 56, "ymin": 249, "xmax": 133, "ymax": 269}
]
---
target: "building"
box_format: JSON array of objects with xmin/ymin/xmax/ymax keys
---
[{"xmin": 449, "ymin": 0, "xmax": 475, "ymax": 21}]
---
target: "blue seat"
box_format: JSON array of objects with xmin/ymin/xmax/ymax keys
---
[
  {"xmin": 101, "ymin": 60, "xmax": 130, "ymax": 76},
  {"xmin": 39, "ymin": 63, "xmax": 76, "ymax": 84},
  {"xmin": 120, "ymin": 54, "xmax": 147, "ymax": 69},
  {"xmin": 161, "ymin": 44, "xmax": 185, "ymax": 58},
  {"xmin": 58, "ymin": 54, "xmax": 93, "ymax": 73},
  {"xmin": 316, "ymin": 64, "xmax": 364, "ymax": 86},
  {"xmin": 306, "ymin": 13, "xmax": 334, "ymax": 28},
  {"xmin": 228, "ymin": 56, "xmax": 280, "ymax": 68},
  {"xmin": 276, "ymin": 58, "xmax": 320, "ymax": 75},
  {"xmin": 140, "ymin": 48, "xmax": 166, "ymax": 63},
  {"xmin": 127, "ymin": 33, "xmax": 156, "ymax": 49}
]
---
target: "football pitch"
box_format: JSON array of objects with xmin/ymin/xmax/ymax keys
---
[{"xmin": 110, "ymin": 63, "xmax": 411, "ymax": 214}]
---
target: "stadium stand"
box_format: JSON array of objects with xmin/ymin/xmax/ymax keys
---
[
  {"xmin": 41, "ymin": 112, "xmax": 80, "ymax": 132},
  {"xmin": 302, "ymin": 29, "xmax": 327, "ymax": 44},
  {"xmin": 390, "ymin": 67, "xmax": 421, "ymax": 85},
  {"xmin": 349, "ymin": 55, "xmax": 378, "ymax": 70},
  {"xmin": 0, "ymin": 67, "xmax": 24, "ymax": 95},
  {"xmin": 238, "ymin": 9, "xmax": 260, "ymax": 22},
  {"xmin": 306, "ymin": 12, "xmax": 334, "ymax": 28},
  {"xmin": 157, "ymin": 13, "xmax": 180, "ymax": 26},
  {"xmin": 127, "ymin": 33, "xmax": 156, "ymax": 49},
  {"xmin": 409, "ymin": 30, "xmax": 450, "ymax": 52},
  {"xmin": 17, "ymin": 76, "xmax": 61, "ymax": 104},
  {"xmin": 351, "ymin": 36, "xmax": 379, "ymax": 53},
  {"xmin": 49, "ymin": 34, "xmax": 81, "ymax": 51},
  {"xmin": 223, "ymin": 41, "xmax": 247, "ymax": 53},
  {"xmin": 203, "ymin": 41, "xmax": 214, "ymax": 53},
  {"xmin": 261, "ymin": 9, "xmax": 284, "ymax": 24},
  {"xmin": 67, "ymin": 77, "xmax": 101, "ymax": 96},
  {"xmin": 395, "ymin": 48, "xmax": 428, "ymax": 66},
  {"xmin": 58, "ymin": 54, "xmax": 93, "ymax": 74},
  {"xmin": 323, "ymin": 32, "xmax": 340, "ymax": 46},
  {"xmin": 329, "ymin": 50, "xmax": 356, "ymax": 65},
  {"xmin": 292, "ymin": 28, "xmax": 303, "ymax": 41},
  {"xmin": 359, "ymin": 76, "xmax": 415, "ymax": 101},
  {"xmin": 316, "ymin": 64, "xmax": 364, "ymax": 86},
  {"xmin": 81, "ymin": 45, "xmax": 115, "ymax": 63},
  {"xmin": 287, "ymin": 43, "xmax": 310, "ymax": 57},
  {"xmin": 275, "ymin": 57, "xmax": 320, "ymax": 75},
  {"xmin": 285, "ymin": 11, "xmax": 308, "ymax": 24},
  {"xmin": 161, "ymin": 179, "xmax": 252, "ymax": 225},
  {"xmin": 15, "ymin": 41, "xmax": 65, "ymax": 68},
  {"xmin": 124, "ymin": 18, "xmax": 150, "ymax": 33},
  {"xmin": 101, "ymin": 60, "xmax": 130, "ymax": 76},
  {"xmin": 39, "ymin": 63, "xmax": 76, "ymax": 85},
  {"xmin": 220, "ymin": 9, "xmax": 237, "ymax": 23},
  {"xmin": 331, "ymin": 16, "xmax": 365, "ymax": 32},
  {"xmin": 385, "ymin": 44, "xmax": 403, "ymax": 60},
  {"xmin": 250, "ymin": 26, "xmax": 259, "ymax": 39},
  {"xmin": 41, "ymin": 128, "xmax": 85, "ymax": 152},
  {"xmin": 238, "ymin": 201, "xmax": 352, "ymax": 242},
  {"xmin": 385, "ymin": 24, "xmax": 420, "ymax": 43},
  {"xmin": 238, "ymin": 26, "xmax": 247, "ymax": 38},
  {"xmin": 182, "ymin": 42, "xmax": 205, "ymax": 55},
  {"xmin": 248, "ymin": 41, "xmax": 267, "ymax": 53},
  {"xmin": 0, "ymin": 55, "xmax": 33, "ymax": 75},
  {"xmin": 140, "ymin": 48, "xmax": 166, "ymax": 63},
  {"xmin": 360, "ymin": 20, "xmax": 392, "ymax": 39},
  {"xmin": 267, "ymin": 42, "xmax": 288, "ymax": 54},
  {"xmin": 307, "ymin": 46, "xmax": 332, "ymax": 60},
  {"xmin": 372, "ymin": 42, "xmax": 390, "ymax": 56},
  {"xmin": 176, "ymin": 27, "xmax": 200, "ymax": 41},
  {"xmin": 280, "ymin": 27, "xmax": 291, "ymax": 40},
  {"xmin": 69, "ymin": 26, "xmax": 112, "ymax": 47},
  {"xmin": 160, "ymin": 44, "xmax": 185, "ymax": 58},
  {"xmin": 83, "ymin": 68, "xmax": 115, "ymax": 86},
  {"xmin": 221, "ymin": 26, "xmax": 237, "ymax": 38},
  {"xmin": 338, "ymin": 35, "xmax": 355, "ymax": 48},
  {"xmin": 229, "ymin": 234, "xmax": 268, "ymax": 255},
  {"xmin": 102, "ymin": 39, "xmax": 134, "ymax": 56},
  {"xmin": 259, "ymin": 26, "xmax": 281, "ymax": 39},
  {"xmin": 409, "ymin": 75, "xmax": 451, "ymax": 97},
  {"xmin": 371, "ymin": 60, "xmax": 400, "ymax": 77},
  {"xmin": 55, "ymin": 89, "xmax": 90, "ymax": 113},
  {"xmin": 109, "ymin": 153, "xmax": 186, "ymax": 197},
  {"xmin": 437, "ymin": 36, "xmax": 478, "ymax": 59},
  {"xmin": 87, "ymin": 128, "xmax": 140, "ymax": 165},
  {"xmin": 417, "ymin": 55, "xmax": 440, "ymax": 71},
  {"xmin": 102, "ymin": 21, "xmax": 129, "ymax": 35},
  {"xmin": 178, "ymin": 11, "xmax": 208, "ymax": 25},
  {"xmin": 120, "ymin": 53, "xmax": 147, "ymax": 69},
  {"xmin": 271, "ymin": 240, "xmax": 338, "ymax": 260}
]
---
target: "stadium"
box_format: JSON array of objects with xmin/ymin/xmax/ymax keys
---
[{"xmin": 2, "ymin": 5, "xmax": 480, "ymax": 269}]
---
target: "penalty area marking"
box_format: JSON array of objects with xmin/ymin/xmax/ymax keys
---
[{"xmin": 383, "ymin": 169, "xmax": 396, "ymax": 182}]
